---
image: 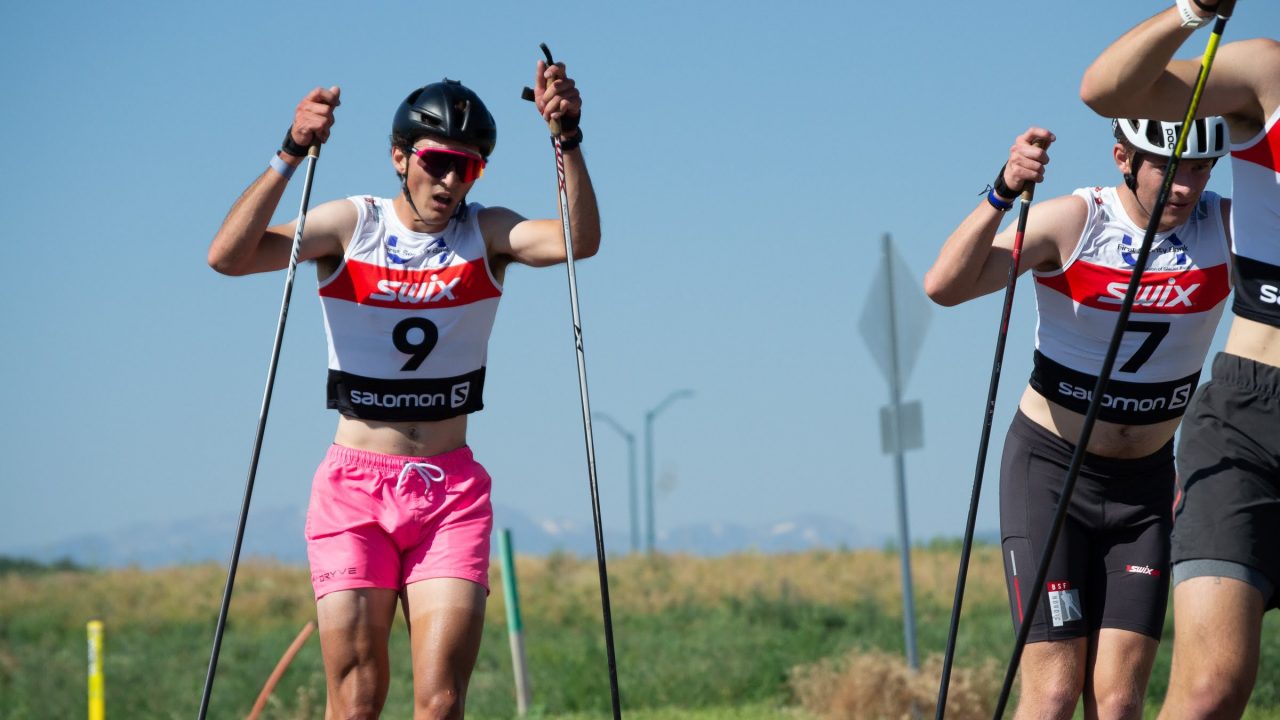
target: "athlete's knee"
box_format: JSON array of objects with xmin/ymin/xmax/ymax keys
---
[
  {"xmin": 332, "ymin": 709, "xmax": 380, "ymax": 720},
  {"xmin": 326, "ymin": 695, "xmax": 383, "ymax": 720},
  {"xmin": 1168, "ymin": 673, "xmax": 1254, "ymax": 719},
  {"xmin": 1092, "ymin": 685, "xmax": 1146, "ymax": 720},
  {"xmin": 415, "ymin": 685, "xmax": 465, "ymax": 720},
  {"xmin": 325, "ymin": 671, "xmax": 387, "ymax": 719},
  {"xmin": 1019, "ymin": 677, "xmax": 1082, "ymax": 719}
]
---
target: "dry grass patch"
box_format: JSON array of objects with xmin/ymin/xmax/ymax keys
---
[
  {"xmin": 0, "ymin": 561, "xmax": 313, "ymax": 628},
  {"xmin": 496, "ymin": 545, "xmax": 1008, "ymax": 618},
  {"xmin": 790, "ymin": 650, "xmax": 1002, "ymax": 720}
]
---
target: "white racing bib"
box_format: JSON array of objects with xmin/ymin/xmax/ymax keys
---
[
  {"xmin": 1030, "ymin": 186, "xmax": 1231, "ymax": 424},
  {"xmin": 318, "ymin": 197, "xmax": 502, "ymax": 421}
]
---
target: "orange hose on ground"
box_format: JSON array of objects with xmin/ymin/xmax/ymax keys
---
[{"xmin": 246, "ymin": 620, "xmax": 316, "ymax": 720}]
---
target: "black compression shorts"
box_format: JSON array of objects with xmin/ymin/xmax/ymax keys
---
[
  {"xmin": 1172, "ymin": 353, "xmax": 1280, "ymax": 609},
  {"xmin": 1000, "ymin": 410, "xmax": 1174, "ymax": 642}
]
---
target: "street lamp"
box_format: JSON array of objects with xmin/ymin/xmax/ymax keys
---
[
  {"xmin": 644, "ymin": 389, "xmax": 694, "ymax": 554},
  {"xmin": 593, "ymin": 412, "xmax": 639, "ymax": 554}
]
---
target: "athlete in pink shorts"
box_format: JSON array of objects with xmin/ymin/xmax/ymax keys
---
[
  {"xmin": 208, "ymin": 61, "xmax": 598, "ymax": 718},
  {"xmin": 306, "ymin": 445, "xmax": 494, "ymax": 598}
]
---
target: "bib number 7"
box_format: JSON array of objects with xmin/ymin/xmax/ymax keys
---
[{"xmin": 1119, "ymin": 321, "xmax": 1170, "ymax": 374}]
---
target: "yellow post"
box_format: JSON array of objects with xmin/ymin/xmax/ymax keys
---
[{"xmin": 87, "ymin": 620, "xmax": 104, "ymax": 720}]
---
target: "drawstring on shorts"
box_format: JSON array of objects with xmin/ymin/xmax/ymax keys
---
[{"xmin": 397, "ymin": 462, "xmax": 446, "ymax": 493}]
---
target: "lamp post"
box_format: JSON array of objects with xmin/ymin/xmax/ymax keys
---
[
  {"xmin": 593, "ymin": 413, "xmax": 639, "ymax": 554},
  {"xmin": 644, "ymin": 389, "xmax": 694, "ymax": 554}
]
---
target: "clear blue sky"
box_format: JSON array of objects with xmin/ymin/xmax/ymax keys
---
[{"xmin": 2, "ymin": 1, "xmax": 1275, "ymax": 556}]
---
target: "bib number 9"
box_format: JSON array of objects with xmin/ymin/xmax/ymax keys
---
[{"xmin": 393, "ymin": 317, "xmax": 439, "ymax": 371}]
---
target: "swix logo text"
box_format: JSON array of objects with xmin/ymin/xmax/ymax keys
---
[
  {"xmin": 1126, "ymin": 564, "xmax": 1161, "ymax": 577},
  {"xmin": 1097, "ymin": 278, "xmax": 1199, "ymax": 308},
  {"xmin": 1262, "ymin": 285, "xmax": 1280, "ymax": 305},
  {"xmin": 370, "ymin": 276, "xmax": 460, "ymax": 304}
]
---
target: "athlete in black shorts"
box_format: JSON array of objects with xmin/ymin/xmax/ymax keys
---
[
  {"xmin": 926, "ymin": 116, "xmax": 1231, "ymax": 719},
  {"xmin": 1082, "ymin": 4, "xmax": 1280, "ymax": 715}
]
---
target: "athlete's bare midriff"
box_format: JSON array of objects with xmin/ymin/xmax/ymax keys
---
[
  {"xmin": 1017, "ymin": 386, "xmax": 1181, "ymax": 459},
  {"xmin": 1224, "ymin": 316, "xmax": 1280, "ymax": 368},
  {"xmin": 333, "ymin": 414, "xmax": 469, "ymax": 458}
]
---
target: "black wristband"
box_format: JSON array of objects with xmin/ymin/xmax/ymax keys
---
[
  {"xmin": 558, "ymin": 126, "xmax": 583, "ymax": 152},
  {"xmin": 993, "ymin": 163, "xmax": 1022, "ymax": 201},
  {"xmin": 281, "ymin": 126, "xmax": 310, "ymax": 157},
  {"xmin": 1191, "ymin": 0, "xmax": 1219, "ymax": 12}
]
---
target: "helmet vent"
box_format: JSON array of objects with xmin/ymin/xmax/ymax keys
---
[
  {"xmin": 1112, "ymin": 116, "xmax": 1230, "ymax": 160},
  {"xmin": 1144, "ymin": 121, "xmax": 1164, "ymax": 148},
  {"xmin": 411, "ymin": 110, "xmax": 443, "ymax": 128},
  {"xmin": 455, "ymin": 99, "xmax": 472, "ymax": 131}
]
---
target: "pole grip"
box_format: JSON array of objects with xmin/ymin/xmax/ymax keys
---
[
  {"xmin": 521, "ymin": 43, "xmax": 563, "ymax": 136},
  {"xmin": 537, "ymin": 44, "xmax": 563, "ymax": 136},
  {"xmin": 1020, "ymin": 138, "xmax": 1046, "ymax": 203}
]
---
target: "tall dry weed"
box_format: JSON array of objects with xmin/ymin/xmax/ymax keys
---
[
  {"xmin": 1, "ymin": 547, "xmax": 1008, "ymax": 631},
  {"xmin": 790, "ymin": 650, "xmax": 1002, "ymax": 720},
  {"xmin": 496, "ymin": 545, "xmax": 1007, "ymax": 618},
  {"xmin": 0, "ymin": 561, "xmax": 313, "ymax": 628}
]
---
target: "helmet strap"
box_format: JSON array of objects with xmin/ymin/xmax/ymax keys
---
[
  {"xmin": 1124, "ymin": 152, "xmax": 1143, "ymax": 194},
  {"xmin": 1124, "ymin": 152, "xmax": 1160, "ymax": 225}
]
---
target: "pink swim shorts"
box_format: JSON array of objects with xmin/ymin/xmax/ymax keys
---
[{"xmin": 305, "ymin": 444, "xmax": 493, "ymax": 599}]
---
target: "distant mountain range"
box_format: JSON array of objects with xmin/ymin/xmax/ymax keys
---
[{"xmin": 5, "ymin": 504, "xmax": 996, "ymax": 569}]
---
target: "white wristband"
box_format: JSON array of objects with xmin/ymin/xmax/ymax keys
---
[
  {"xmin": 1176, "ymin": 0, "xmax": 1210, "ymax": 28},
  {"xmin": 269, "ymin": 153, "xmax": 297, "ymax": 180}
]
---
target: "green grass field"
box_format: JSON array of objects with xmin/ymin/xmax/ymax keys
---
[{"xmin": 1, "ymin": 548, "xmax": 1278, "ymax": 719}]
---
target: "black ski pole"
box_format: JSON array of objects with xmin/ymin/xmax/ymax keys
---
[
  {"xmin": 198, "ymin": 143, "xmax": 321, "ymax": 720},
  {"xmin": 523, "ymin": 43, "xmax": 624, "ymax": 720},
  {"xmin": 936, "ymin": 145, "xmax": 1042, "ymax": 719}
]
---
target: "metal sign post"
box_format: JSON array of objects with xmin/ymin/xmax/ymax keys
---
[{"xmin": 858, "ymin": 233, "xmax": 931, "ymax": 674}]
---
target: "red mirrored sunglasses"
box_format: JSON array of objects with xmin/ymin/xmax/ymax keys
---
[{"xmin": 411, "ymin": 146, "xmax": 486, "ymax": 183}]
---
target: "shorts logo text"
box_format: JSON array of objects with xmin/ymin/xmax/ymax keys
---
[
  {"xmin": 1046, "ymin": 580, "xmax": 1083, "ymax": 627},
  {"xmin": 312, "ymin": 566, "xmax": 358, "ymax": 584}
]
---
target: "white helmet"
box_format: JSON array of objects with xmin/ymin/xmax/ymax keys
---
[{"xmin": 1112, "ymin": 117, "xmax": 1229, "ymax": 159}]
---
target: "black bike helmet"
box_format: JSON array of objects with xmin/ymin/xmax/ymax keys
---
[{"xmin": 391, "ymin": 79, "xmax": 497, "ymax": 158}]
